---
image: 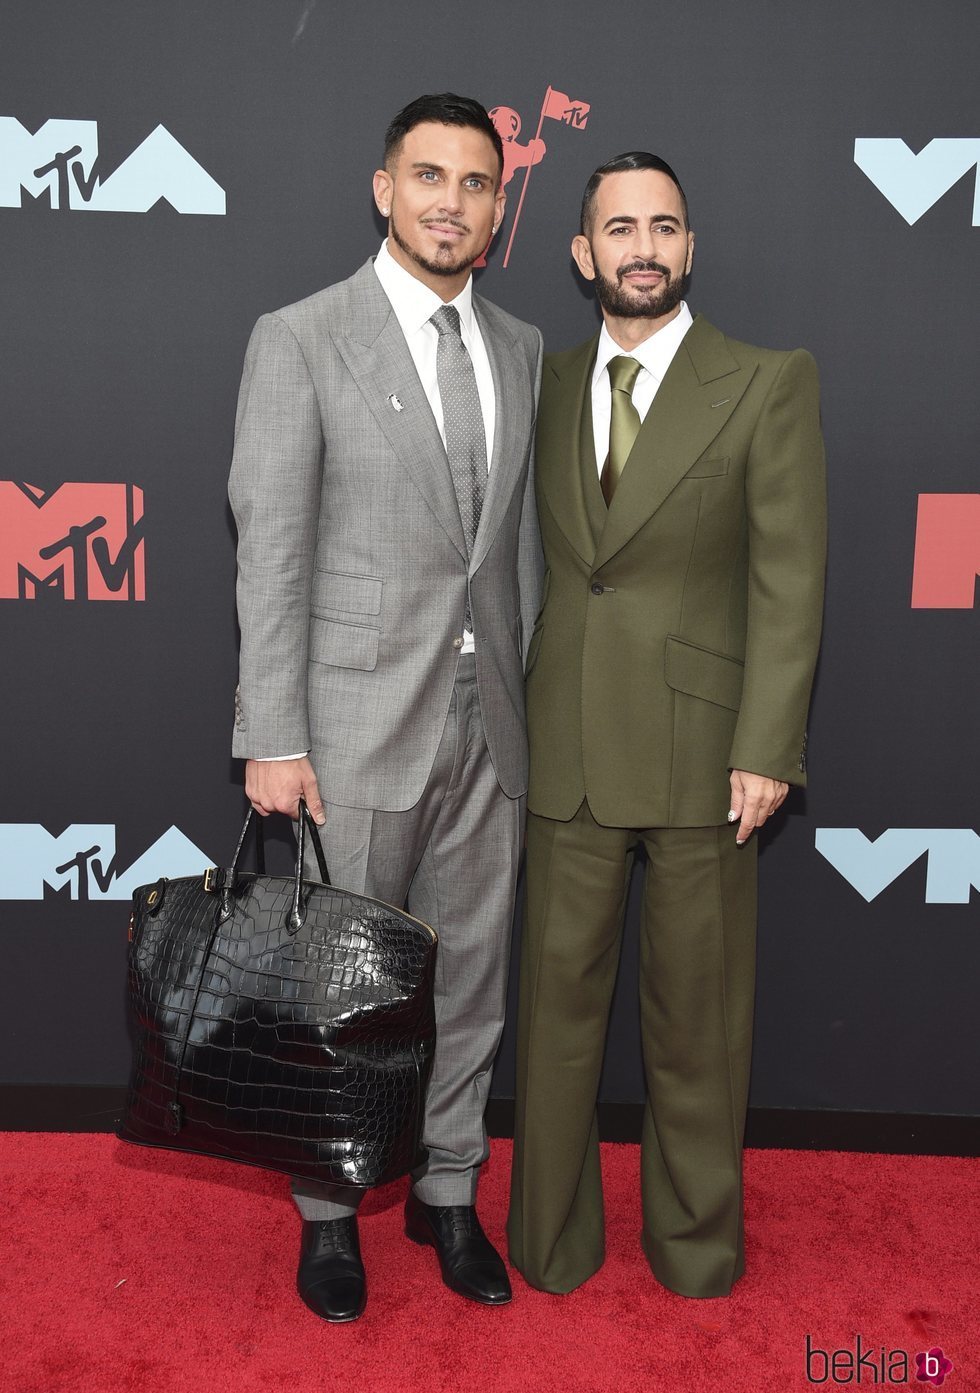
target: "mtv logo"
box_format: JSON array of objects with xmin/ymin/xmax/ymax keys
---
[
  {"xmin": 816, "ymin": 828, "xmax": 980, "ymax": 904},
  {"xmin": 541, "ymin": 88, "xmax": 591, "ymax": 130},
  {"xmin": 0, "ymin": 824, "xmax": 213, "ymax": 900},
  {"xmin": 911, "ymin": 493, "xmax": 980, "ymax": 608},
  {"xmin": 854, "ymin": 137, "xmax": 980, "ymax": 224},
  {"xmin": 0, "ymin": 482, "xmax": 145, "ymax": 601},
  {"xmin": 0, "ymin": 118, "xmax": 225, "ymax": 215}
]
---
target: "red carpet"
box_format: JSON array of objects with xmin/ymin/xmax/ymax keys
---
[{"xmin": 2, "ymin": 1135, "xmax": 974, "ymax": 1393}]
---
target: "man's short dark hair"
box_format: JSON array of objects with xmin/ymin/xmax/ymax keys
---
[
  {"xmin": 580, "ymin": 152, "xmax": 689, "ymax": 235},
  {"xmin": 384, "ymin": 93, "xmax": 504, "ymax": 184}
]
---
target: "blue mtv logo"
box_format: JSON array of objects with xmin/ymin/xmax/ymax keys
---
[
  {"xmin": 816, "ymin": 828, "xmax": 980, "ymax": 904},
  {"xmin": 0, "ymin": 824, "xmax": 213, "ymax": 900},
  {"xmin": 854, "ymin": 138, "xmax": 980, "ymax": 224},
  {"xmin": 0, "ymin": 118, "xmax": 225, "ymax": 215}
]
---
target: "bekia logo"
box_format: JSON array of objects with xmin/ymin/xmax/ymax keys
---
[
  {"xmin": 0, "ymin": 118, "xmax": 225, "ymax": 215},
  {"xmin": 854, "ymin": 138, "xmax": 980, "ymax": 224},
  {"xmin": 0, "ymin": 824, "xmax": 212, "ymax": 900},
  {"xmin": 0, "ymin": 482, "xmax": 145, "ymax": 601},
  {"xmin": 805, "ymin": 1334, "xmax": 954, "ymax": 1385},
  {"xmin": 816, "ymin": 829, "xmax": 980, "ymax": 904}
]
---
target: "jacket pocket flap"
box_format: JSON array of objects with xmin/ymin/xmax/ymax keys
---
[
  {"xmin": 685, "ymin": 455, "xmax": 730, "ymax": 479},
  {"xmin": 310, "ymin": 616, "xmax": 379, "ymax": 671},
  {"xmin": 665, "ymin": 635, "xmax": 743, "ymax": 711},
  {"xmin": 312, "ymin": 569, "xmax": 383, "ymax": 615}
]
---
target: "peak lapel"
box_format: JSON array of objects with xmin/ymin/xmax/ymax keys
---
[
  {"xmin": 593, "ymin": 316, "xmax": 756, "ymax": 571},
  {"xmin": 333, "ymin": 261, "xmax": 467, "ymax": 560},
  {"xmin": 469, "ymin": 298, "xmax": 526, "ymax": 574},
  {"xmin": 536, "ymin": 337, "xmax": 600, "ymax": 566}
]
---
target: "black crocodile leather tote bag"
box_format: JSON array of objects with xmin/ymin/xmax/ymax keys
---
[{"xmin": 118, "ymin": 801, "xmax": 437, "ymax": 1187}]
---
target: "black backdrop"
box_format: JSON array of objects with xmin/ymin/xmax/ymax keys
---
[{"xmin": 2, "ymin": 0, "xmax": 978, "ymax": 1130}]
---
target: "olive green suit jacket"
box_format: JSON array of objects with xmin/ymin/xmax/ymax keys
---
[{"xmin": 526, "ymin": 314, "xmax": 827, "ymax": 828}]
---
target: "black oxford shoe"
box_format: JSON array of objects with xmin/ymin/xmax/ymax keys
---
[
  {"xmin": 296, "ymin": 1217, "xmax": 366, "ymax": 1322},
  {"xmin": 405, "ymin": 1193, "xmax": 512, "ymax": 1305}
]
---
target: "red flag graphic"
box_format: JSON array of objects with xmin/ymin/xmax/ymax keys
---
[{"xmin": 541, "ymin": 88, "xmax": 591, "ymax": 129}]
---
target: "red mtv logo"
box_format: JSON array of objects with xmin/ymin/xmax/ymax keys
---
[
  {"xmin": 911, "ymin": 493, "xmax": 980, "ymax": 608},
  {"xmin": 0, "ymin": 482, "xmax": 145, "ymax": 600}
]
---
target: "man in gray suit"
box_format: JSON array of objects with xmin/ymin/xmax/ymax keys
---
[{"xmin": 228, "ymin": 94, "xmax": 542, "ymax": 1322}]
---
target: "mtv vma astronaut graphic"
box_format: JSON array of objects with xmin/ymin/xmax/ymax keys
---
[{"xmin": 474, "ymin": 85, "xmax": 591, "ymax": 267}]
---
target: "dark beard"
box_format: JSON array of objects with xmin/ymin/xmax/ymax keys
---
[
  {"xmin": 593, "ymin": 259, "xmax": 686, "ymax": 320},
  {"xmin": 390, "ymin": 213, "xmax": 475, "ymax": 279}
]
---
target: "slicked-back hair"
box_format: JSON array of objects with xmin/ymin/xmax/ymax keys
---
[
  {"xmin": 384, "ymin": 93, "xmax": 504, "ymax": 184},
  {"xmin": 580, "ymin": 152, "xmax": 689, "ymax": 235}
]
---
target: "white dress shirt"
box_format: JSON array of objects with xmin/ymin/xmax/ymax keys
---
[
  {"xmin": 591, "ymin": 301, "xmax": 693, "ymax": 471},
  {"xmin": 261, "ymin": 242, "xmax": 495, "ymax": 759},
  {"xmin": 373, "ymin": 238, "xmax": 495, "ymax": 468}
]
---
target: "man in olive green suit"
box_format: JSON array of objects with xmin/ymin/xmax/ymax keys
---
[{"xmin": 507, "ymin": 153, "xmax": 826, "ymax": 1299}]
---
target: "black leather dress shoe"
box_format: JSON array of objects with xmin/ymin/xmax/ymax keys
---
[
  {"xmin": 404, "ymin": 1193, "xmax": 512, "ymax": 1305},
  {"xmin": 296, "ymin": 1217, "xmax": 366, "ymax": 1322}
]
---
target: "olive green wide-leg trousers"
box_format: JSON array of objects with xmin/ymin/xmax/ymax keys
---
[{"xmin": 507, "ymin": 800, "xmax": 758, "ymax": 1298}]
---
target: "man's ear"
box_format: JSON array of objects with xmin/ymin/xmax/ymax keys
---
[
  {"xmin": 372, "ymin": 168, "xmax": 393, "ymax": 219},
  {"xmin": 571, "ymin": 233, "xmax": 596, "ymax": 282},
  {"xmin": 492, "ymin": 185, "xmax": 506, "ymax": 236},
  {"xmin": 685, "ymin": 229, "xmax": 695, "ymax": 276}
]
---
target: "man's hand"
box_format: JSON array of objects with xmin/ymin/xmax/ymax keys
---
[
  {"xmin": 245, "ymin": 756, "xmax": 326, "ymax": 824},
  {"xmin": 728, "ymin": 770, "xmax": 788, "ymax": 846}
]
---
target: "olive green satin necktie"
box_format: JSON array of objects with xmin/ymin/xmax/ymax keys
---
[{"xmin": 600, "ymin": 355, "xmax": 642, "ymax": 506}]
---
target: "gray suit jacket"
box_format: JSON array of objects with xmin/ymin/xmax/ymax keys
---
[{"xmin": 229, "ymin": 259, "xmax": 543, "ymax": 811}]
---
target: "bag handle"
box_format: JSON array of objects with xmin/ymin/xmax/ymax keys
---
[
  {"xmin": 286, "ymin": 799, "xmax": 331, "ymax": 930},
  {"xmin": 208, "ymin": 799, "xmax": 331, "ymax": 930},
  {"xmin": 236, "ymin": 800, "xmax": 330, "ymax": 883}
]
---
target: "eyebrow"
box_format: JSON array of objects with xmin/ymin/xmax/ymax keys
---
[
  {"xmin": 601, "ymin": 213, "xmax": 683, "ymax": 230},
  {"xmin": 410, "ymin": 161, "xmax": 494, "ymax": 182}
]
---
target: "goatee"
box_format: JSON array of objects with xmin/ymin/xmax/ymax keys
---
[
  {"xmin": 593, "ymin": 259, "xmax": 686, "ymax": 320},
  {"xmin": 390, "ymin": 214, "xmax": 475, "ymax": 279}
]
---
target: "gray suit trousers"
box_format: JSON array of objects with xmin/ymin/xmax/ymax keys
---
[{"xmin": 292, "ymin": 655, "xmax": 523, "ymax": 1219}]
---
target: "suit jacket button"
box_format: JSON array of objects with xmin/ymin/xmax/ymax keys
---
[
  {"xmin": 590, "ymin": 582, "xmax": 604, "ymax": 596},
  {"xmin": 452, "ymin": 636, "xmax": 463, "ymax": 649}
]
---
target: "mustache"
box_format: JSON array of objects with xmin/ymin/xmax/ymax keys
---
[
  {"xmin": 617, "ymin": 259, "xmax": 670, "ymax": 282},
  {"xmin": 421, "ymin": 217, "xmax": 470, "ymax": 235}
]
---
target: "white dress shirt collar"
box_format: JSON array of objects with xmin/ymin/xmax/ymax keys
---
[
  {"xmin": 373, "ymin": 238, "xmax": 477, "ymax": 341},
  {"xmin": 592, "ymin": 300, "xmax": 694, "ymax": 387}
]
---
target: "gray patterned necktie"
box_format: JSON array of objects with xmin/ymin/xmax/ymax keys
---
[{"xmin": 431, "ymin": 304, "xmax": 487, "ymax": 631}]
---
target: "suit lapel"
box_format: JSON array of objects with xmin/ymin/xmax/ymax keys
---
[
  {"xmin": 536, "ymin": 336, "xmax": 600, "ymax": 566},
  {"xmin": 592, "ymin": 316, "xmax": 757, "ymax": 571},
  {"xmin": 469, "ymin": 296, "xmax": 527, "ymax": 574},
  {"xmin": 579, "ymin": 386, "xmax": 608, "ymax": 549},
  {"xmin": 333, "ymin": 261, "xmax": 467, "ymax": 560}
]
